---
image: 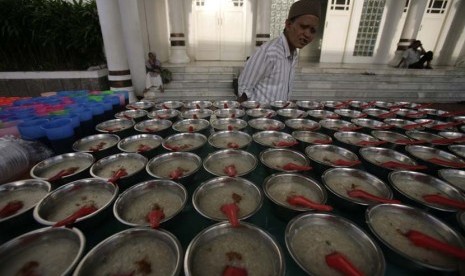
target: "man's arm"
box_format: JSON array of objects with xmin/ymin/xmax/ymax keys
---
[{"xmin": 237, "ymin": 49, "xmax": 269, "ymax": 102}]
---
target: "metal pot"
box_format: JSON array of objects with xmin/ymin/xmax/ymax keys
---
[
  {"xmin": 438, "ymin": 169, "xmax": 465, "ymax": 193},
  {"xmin": 241, "ymin": 100, "xmax": 267, "ymax": 109},
  {"xmin": 319, "ymin": 119, "xmax": 358, "ymax": 135},
  {"xmin": 284, "ymin": 118, "xmax": 320, "ymax": 132},
  {"xmin": 335, "ymin": 108, "xmax": 366, "ymax": 120},
  {"xmin": 252, "ymin": 130, "xmax": 298, "ymax": 150},
  {"xmin": 351, "ymin": 118, "xmax": 393, "ymax": 134},
  {"xmin": 371, "ymin": 130, "xmax": 418, "ymax": 151},
  {"xmin": 270, "ymin": 100, "xmax": 296, "ymax": 110},
  {"xmin": 276, "ymin": 108, "xmax": 307, "ymax": 121},
  {"xmin": 306, "ymin": 109, "xmax": 340, "ymax": 121},
  {"xmin": 333, "ymin": 131, "xmax": 384, "ymax": 153},
  {"xmin": 126, "ymin": 100, "xmax": 154, "ymax": 111},
  {"xmin": 405, "ymin": 145, "xmax": 465, "ymax": 170},
  {"xmin": 292, "ymin": 130, "xmax": 332, "ymax": 152},
  {"xmin": 245, "ymin": 108, "xmax": 277, "ymax": 120},
  {"xmin": 115, "ymin": 109, "xmax": 148, "ymax": 122},
  {"xmin": 295, "ymin": 100, "xmax": 322, "ymax": 110},
  {"xmin": 212, "ymin": 100, "xmax": 240, "ymax": 109},
  {"xmin": 214, "ymin": 108, "xmax": 245, "ymax": 119}
]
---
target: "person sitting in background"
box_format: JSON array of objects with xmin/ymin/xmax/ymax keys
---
[
  {"xmin": 144, "ymin": 52, "xmax": 164, "ymax": 95},
  {"xmin": 398, "ymin": 40, "xmax": 433, "ymax": 69}
]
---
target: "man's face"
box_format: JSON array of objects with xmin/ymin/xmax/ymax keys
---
[{"xmin": 285, "ymin": 15, "xmax": 319, "ymax": 50}]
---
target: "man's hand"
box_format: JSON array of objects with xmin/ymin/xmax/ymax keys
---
[{"xmin": 237, "ymin": 93, "xmax": 247, "ymax": 103}]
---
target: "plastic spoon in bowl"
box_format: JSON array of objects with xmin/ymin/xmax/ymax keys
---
[
  {"xmin": 281, "ymin": 162, "xmax": 312, "ymax": 171},
  {"xmin": 402, "ymin": 229, "xmax": 465, "ymax": 260},
  {"xmin": 223, "ymin": 266, "xmax": 247, "ymax": 276},
  {"xmin": 137, "ymin": 144, "xmax": 152, "ymax": 153},
  {"xmin": 313, "ymin": 139, "xmax": 332, "ymax": 144},
  {"xmin": 427, "ymin": 158, "xmax": 465, "ymax": 168},
  {"xmin": 193, "ymin": 114, "xmax": 199, "ymax": 119},
  {"xmin": 402, "ymin": 120, "xmax": 432, "ymax": 130},
  {"xmin": 431, "ymin": 137, "xmax": 465, "ymax": 145},
  {"xmin": 188, "ymin": 126, "xmax": 195, "ymax": 132},
  {"xmin": 326, "ymin": 251, "xmax": 364, "ymax": 276},
  {"xmin": 108, "ymin": 168, "xmax": 128, "ymax": 184},
  {"xmin": 227, "ymin": 125, "xmax": 235, "ymax": 131},
  {"xmin": 104, "ymin": 127, "xmax": 122, "ymax": 133},
  {"xmin": 227, "ymin": 142, "xmax": 240, "ymax": 149},
  {"xmin": 356, "ymin": 140, "xmax": 387, "ymax": 147},
  {"xmin": 347, "ymin": 189, "xmax": 401, "ymax": 204},
  {"xmin": 287, "ymin": 195, "xmax": 333, "ymax": 211},
  {"xmin": 224, "ymin": 164, "xmax": 238, "ymax": 177},
  {"xmin": 334, "ymin": 100, "xmax": 353, "ymax": 109},
  {"xmin": 47, "ymin": 167, "xmax": 80, "ymax": 182},
  {"xmin": 431, "ymin": 122, "xmax": 462, "ymax": 131},
  {"xmin": 378, "ymin": 109, "xmax": 400, "ymax": 119},
  {"xmin": 273, "ymin": 140, "xmax": 298, "ymax": 147},
  {"xmin": 440, "ymin": 110, "xmax": 465, "ymax": 117},
  {"xmin": 0, "ymin": 200, "xmax": 24, "ymax": 218},
  {"xmin": 359, "ymin": 101, "xmax": 376, "ymax": 109},
  {"xmin": 89, "ymin": 141, "xmax": 107, "ymax": 152},
  {"xmin": 423, "ymin": 194, "xmax": 465, "ymax": 209},
  {"xmin": 53, "ymin": 204, "xmax": 98, "ymax": 227},
  {"xmin": 220, "ymin": 203, "xmax": 240, "ymax": 227},
  {"xmin": 331, "ymin": 159, "xmax": 361, "ymax": 166},
  {"xmin": 146, "ymin": 204, "xmax": 165, "ymax": 229},
  {"xmin": 144, "ymin": 127, "xmax": 158, "ymax": 133},
  {"xmin": 380, "ymin": 161, "xmax": 427, "ymax": 170},
  {"xmin": 339, "ymin": 126, "xmax": 363, "ymax": 131},
  {"xmin": 169, "ymin": 167, "xmax": 188, "ymax": 181}
]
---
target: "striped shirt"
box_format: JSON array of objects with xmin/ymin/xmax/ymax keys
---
[{"xmin": 238, "ymin": 33, "xmax": 298, "ymax": 103}]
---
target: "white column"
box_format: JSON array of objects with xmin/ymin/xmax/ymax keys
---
[
  {"xmin": 118, "ymin": 0, "xmax": 146, "ymax": 98},
  {"xmin": 167, "ymin": 0, "xmax": 190, "ymax": 63},
  {"xmin": 390, "ymin": 0, "xmax": 428, "ymax": 66},
  {"xmin": 95, "ymin": 0, "xmax": 136, "ymax": 102},
  {"xmin": 255, "ymin": 0, "xmax": 272, "ymax": 49}
]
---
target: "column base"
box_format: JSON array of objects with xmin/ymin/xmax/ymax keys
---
[
  {"xmin": 169, "ymin": 46, "xmax": 190, "ymax": 64},
  {"xmin": 389, "ymin": 50, "xmax": 404, "ymax": 67}
]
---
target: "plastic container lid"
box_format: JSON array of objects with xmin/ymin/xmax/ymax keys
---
[
  {"xmin": 41, "ymin": 118, "xmax": 74, "ymax": 140},
  {"xmin": 18, "ymin": 119, "xmax": 49, "ymax": 140}
]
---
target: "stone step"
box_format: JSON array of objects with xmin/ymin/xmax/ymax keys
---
[
  {"xmin": 167, "ymin": 80, "xmax": 233, "ymax": 89},
  {"xmin": 293, "ymin": 80, "xmax": 465, "ymax": 90},
  {"xmin": 294, "ymin": 74, "xmax": 465, "ymax": 83},
  {"xmin": 171, "ymin": 73, "xmax": 235, "ymax": 81}
]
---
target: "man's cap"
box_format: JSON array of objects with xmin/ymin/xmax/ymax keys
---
[{"xmin": 287, "ymin": 0, "xmax": 321, "ymax": 20}]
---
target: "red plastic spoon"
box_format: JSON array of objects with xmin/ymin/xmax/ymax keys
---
[
  {"xmin": 440, "ymin": 110, "xmax": 465, "ymax": 117},
  {"xmin": 223, "ymin": 266, "xmax": 247, "ymax": 276},
  {"xmin": 224, "ymin": 164, "xmax": 238, "ymax": 177},
  {"xmin": 394, "ymin": 139, "xmax": 426, "ymax": 145},
  {"xmin": 188, "ymin": 126, "xmax": 195, "ymax": 132},
  {"xmin": 89, "ymin": 141, "xmax": 107, "ymax": 152},
  {"xmin": 331, "ymin": 159, "xmax": 361, "ymax": 166},
  {"xmin": 431, "ymin": 122, "xmax": 462, "ymax": 130},
  {"xmin": 227, "ymin": 142, "xmax": 240, "ymax": 149},
  {"xmin": 0, "ymin": 200, "xmax": 24, "ymax": 218},
  {"xmin": 380, "ymin": 161, "xmax": 427, "ymax": 170},
  {"xmin": 144, "ymin": 127, "xmax": 158, "ymax": 133},
  {"xmin": 169, "ymin": 167, "xmax": 187, "ymax": 180},
  {"xmin": 359, "ymin": 101, "xmax": 376, "ymax": 109},
  {"xmin": 348, "ymin": 189, "xmax": 401, "ymax": 204},
  {"xmin": 146, "ymin": 205, "xmax": 165, "ymax": 229},
  {"xmin": 339, "ymin": 126, "xmax": 363, "ymax": 131},
  {"xmin": 137, "ymin": 144, "xmax": 152, "ymax": 153},
  {"xmin": 282, "ymin": 162, "xmax": 312, "ymax": 171},
  {"xmin": 108, "ymin": 168, "xmax": 128, "ymax": 184},
  {"xmin": 431, "ymin": 137, "xmax": 465, "ymax": 145},
  {"xmin": 326, "ymin": 251, "xmax": 364, "ymax": 276},
  {"xmin": 48, "ymin": 167, "xmax": 80, "ymax": 182},
  {"xmin": 403, "ymin": 229, "xmax": 465, "ymax": 260},
  {"xmin": 287, "ymin": 195, "xmax": 333, "ymax": 211},
  {"xmin": 356, "ymin": 140, "xmax": 387, "ymax": 147},
  {"xmin": 227, "ymin": 125, "xmax": 235, "ymax": 131},
  {"xmin": 402, "ymin": 120, "xmax": 432, "ymax": 130},
  {"xmin": 273, "ymin": 140, "xmax": 298, "ymax": 147},
  {"xmin": 220, "ymin": 203, "xmax": 240, "ymax": 227},
  {"xmin": 378, "ymin": 109, "xmax": 400, "ymax": 119},
  {"xmin": 53, "ymin": 204, "xmax": 98, "ymax": 227},
  {"xmin": 427, "ymin": 158, "xmax": 465, "ymax": 168},
  {"xmin": 423, "ymin": 194, "xmax": 465, "ymax": 209},
  {"xmin": 313, "ymin": 139, "xmax": 332, "ymax": 144}
]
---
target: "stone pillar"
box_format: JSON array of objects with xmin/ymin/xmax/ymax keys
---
[
  {"xmin": 255, "ymin": 0, "xmax": 272, "ymax": 48},
  {"xmin": 95, "ymin": 0, "xmax": 135, "ymax": 102},
  {"xmin": 167, "ymin": 0, "xmax": 190, "ymax": 64},
  {"xmin": 389, "ymin": 0, "xmax": 428, "ymax": 66},
  {"xmin": 118, "ymin": 0, "xmax": 147, "ymax": 98}
]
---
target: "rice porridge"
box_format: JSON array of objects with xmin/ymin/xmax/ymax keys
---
[
  {"xmin": 267, "ymin": 181, "xmax": 322, "ymax": 208},
  {"xmin": 94, "ymin": 158, "xmax": 145, "ymax": 178},
  {"xmin": 123, "ymin": 139, "xmax": 161, "ymax": 152},
  {"xmin": 39, "ymin": 159, "xmax": 91, "ymax": 179},
  {"xmin": 77, "ymin": 138, "xmax": 117, "ymax": 152},
  {"xmin": 151, "ymin": 159, "xmax": 198, "ymax": 178},
  {"xmin": 325, "ymin": 175, "xmax": 383, "ymax": 200},
  {"xmin": 441, "ymin": 175, "xmax": 465, "ymax": 191},
  {"xmin": 198, "ymin": 186, "xmax": 258, "ymax": 219},
  {"xmin": 206, "ymin": 156, "xmax": 254, "ymax": 176},
  {"xmin": 165, "ymin": 137, "xmax": 204, "ymax": 151},
  {"xmin": 394, "ymin": 178, "xmax": 448, "ymax": 204},
  {"xmin": 309, "ymin": 151, "xmax": 351, "ymax": 165},
  {"xmin": 264, "ymin": 155, "xmax": 305, "ymax": 170},
  {"xmin": 211, "ymin": 136, "xmax": 249, "ymax": 149},
  {"xmin": 0, "ymin": 188, "xmax": 48, "ymax": 218}
]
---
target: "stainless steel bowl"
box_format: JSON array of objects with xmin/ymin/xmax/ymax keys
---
[
  {"xmin": 72, "ymin": 133, "xmax": 120, "ymax": 157},
  {"xmin": 208, "ymin": 130, "xmax": 252, "ymax": 149},
  {"xmin": 115, "ymin": 109, "xmax": 148, "ymax": 122},
  {"xmin": 126, "ymin": 100, "xmax": 154, "ymax": 111},
  {"xmin": 113, "ymin": 179, "xmax": 187, "ymax": 227},
  {"xmin": 439, "ymin": 131, "xmax": 465, "ymax": 141},
  {"xmin": 213, "ymin": 100, "xmax": 240, "ymax": 109},
  {"xmin": 117, "ymin": 134, "xmax": 163, "ymax": 157},
  {"xmin": 396, "ymin": 108, "xmax": 427, "ymax": 119},
  {"xmin": 203, "ymin": 149, "xmax": 257, "ymax": 177},
  {"xmin": 306, "ymin": 109, "xmax": 340, "ymax": 121},
  {"xmin": 414, "ymin": 119, "xmax": 458, "ymax": 132},
  {"xmin": 438, "ymin": 169, "xmax": 465, "ymax": 193},
  {"xmin": 245, "ymin": 108, "xmax": 277, "ymax": 119},
  {"xmin": 241, "ymin": 100, "xmax": 267, "ymax": 109},
  {"xmin": 172, "ymin": 119, "xmax": 210, "ymax": 135},
  {"xmin": 259, "ymin": 148, "xmax": 310, "ymax": 173},
  {"xmin": 292, "ymin": 130, "xmax": 332, "ymax": 146},
  {"xmin": 185, "ymin": 100, "xmax": 212, "ymax": 109},
  {"xmin": 305, "ymin": 144, "xmax": 360, "ymax": 173},
  {"xmin": 322, "ymin": 167, "xmax": 395, "ymax": 211},
  {"xmin": 322, "ymin": 100, "xmax": 349, "ymax": 110},
  {"xmin": 73, "ymin": 228, "xmax": 183, "ymax": 276},
  {"xmin": 277, "ymin": 108, "xmax": 307, "ymax": 120},
  {"xmin": 210, "ymin": 118, "xmax": 248, "ymax": 131},
  {"xmin": 30, "ymin": 152, "xmax": 94, "ymax": 186},
  {"xmin": 366, "ymin": 203, "xmax": 464, "ymax": 272},
  {"xmin": 0, "ymin": 179, "xmax": 51, "ymax": 226},
  {"xmin": 96, "ymin": 118, "xmax": 134, "ymax": 137},
  {"xmin": 286, "ymin": 212, "xmax": 385, "ymax": 276},
  {"xmin": 214, "ymin": 108, "xmax": 245, "ymax": 119},
  {"xmin": 449, "ymin": 144, "xmax": 465, "ymax": 158},
  {"xmin": 388, "ymin": 171, "xmax": 465, "ymax": 213},
  {"xmin": 248, "ymin": 118, "xmax": 284, "ymax": 132},
  {"xmin": 147, "ymin": 108, "xmax": 181, "ymax": 122},
  {"xmin": 360, "ymin": 147, "xmax": 424, "ymax": 178},
  {"xmin": 162, "ymin": 132, "xmax": 207, "ymax": 152},
  {"xmin": 405, "ymin": 145, "xmax": 465, "ymax": 169},
  {"xmin": 296, "ymin": 100, "xmax": 322, "ymax": 110},
  {"xmin": 146, "ymin": 152, "xmax": 202, "ymax": 182},
  {"xmin": 375, "ymin": 101, "xmax": 394, "ymax": 109},
  {"xmin": 192, "ymin": 176, "xmax": 263, "ymax": 222},
  {"xmin": 184, "ymin": 221, "xmax": 285, "ymax": 276},
  {"xmin": 0, "ymin": 227, "xmax": 85, "ymax": 276},
  {"xmin": 252, "ymin": 130, "xmax": 297, "ymax": 149},
  {"xmin": 371, "ymin": 130, "xmax": 417, "ymax": 148},
  {"xmin": 383, "ymin": 118, "xmax": 423, "ymax": 131},
  {"xmin": 155, "ymin": 100, "xmax": 184, "ymax": 110},
  {"xmin": 270, "ymin": 100, "xmax": 296, "ymax": 110},
  {"xmin": 284, "ymin": 118, "xmax": 320, "ymax": 131},
  {"xmin": 351, "ymin": 118, "xmax": 393, "ymax": 132},
  {"xmin": 333, "ymin": 131, "xmax": 383, "ymax": 152},
  {"xmin": 335, "ymin": 108, "xmax": 366, "ymax": 119},
  {"xmin": 33, "ymin": 178, "xmax": 118, "ymax": 227},
  {"xmin": 405, "ymin": 130, "xmax": 448, "ymax": 146},
  {"xmin": 319, "ymin": 119, "xmax": 358, "ymax": 134},
  {"xmin": 134, "ymin": 119, "xmax": 172, "ymax": 137},
  {"xmin": 363, "ymin": 108, "xmax": 396, "ymax": 119},
  {"xmin": 181, "ymin": 108, "xmax": 213, "ymax": 120},
  {"xmin": 351, "ymin": 100, "xmax": 376, "ymax": 110}
]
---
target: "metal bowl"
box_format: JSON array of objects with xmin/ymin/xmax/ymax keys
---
[
  {"xmin": 270, "ymin": 100, "xmax": 296, "ymax": 110},
  {"xmin": 203, "ymin": 149, "xmax": 257, "ymax": 177},
  {"xmin": 351, "ymin": 118, "xmax": 393, "ymax": 132},
  {"xmin": 147, "ymin": 108, "xmax": 180, "ymax": 122},
  {"xmin": 162, "ymin": 132, "xmax": 207, "ymax": 153},
  {"xmin": 126, "ymin": 100, "xmax": 154, "ymax": 111},
  {"xmin": 33, "ymin": 178, "xmax": 118, "ymax": 227},
  {"xmin": 296, "ymin": 100, "xmax": 322, "ymax": 110},
  {"xmin": 286, "ymin": 212, "xmax": 385, "ymax": 276},
  {"xmin": 117, "ymin": 134, "xmax": 163, "ymax": 157},
  {"xmin": 146, "ymin": 152, "xmax": 202, "ymax": 182},
  {"xmin": 363, "ymin": 108, "xmax": 396, "ymax": 119},
  {"xmin": 208, "ymin": 130, "xmax": 252, "ymax": 150},
  {"xmin": 319, "ymin": 119, "xmax": 358, "ymax": 135},
  {"xmin": 439, "ymin": 131, "xmax": 465, "ymax": 142},
  {"xmin": 155, "ymin": 100, "xmax": 184, "ymax": 110},
  {"xmin": 72, "ymin": 134, "xmax": 120, "ymax": 158},
  {"xmin": 96, "ymin": 118, "xmax": 134, "ymax": 138},
  {"xmin": 371, "ymin": 130, "xmax": 418, "ymax": 149},
  {"xmin": 405, "ymin": 130, "xmax": 448, "ymax": 147},
  {"xmin": 192, "ymin": 176, "xmax": 263, "ymax": 222},
  {"xmin": 259, "ymin": 148, "xmax": 310, "ymax": 173},
  {"xmin": 405, "ymin": 145, "xmax": 465, "ymax": 169},
  {"xmin": 418, "ymin": 108, "xmax": 449, "ymax": 119},
  {"xmin": 438, "ymin": 169, "xmax": 465, "ymax": 193},
  {"xmin": 414, "ymin": 119, "xmax": 458, "ymax": 132},
  {"xmin": 0, "ymin": 227, "xmax": 85, "ymax": 276},
  {"xmin": 375, "ymin": 101, "xmax": 394, "ymax": 110},
  {"xmin": 90, "ymin": 153, "xmax": 148, "ymax": 188},
  {"xmin": 210, "ymin": 118, "xmax": 248, "ymax": 131},
  {"xmin": 212, "ymin": 100, "xmax": 240, "ymax": 109},
  {"xmin": 305, "ymin": 144, "xmax": 360, "ymax": 174},
  {"xmin": 181, "ymin": 108, "xmax": 213, "ymax": 120},
  {"xmin": 263, "ymin": 173, "xmax": 328, "ymax": 218},
  {"xmin": 389, "ymin": 171, "xmax": 465, "ymax": 213},
  {"xmin": 333, "ymin": 131, "xmax": 383, "ymax": 152},
  {"xmin": 252, "ymin": 130, "xmax": 297, "ymax": 149},
  {"xmin": 30, "ymin": 152, "xmax": 94, "ymax": 186},
  {"xmin": 172, "ymin": 119, "xmax": 210, "ymax": 135},
  {"xmin": 115, "ymin": 109, "xmax": 148, "ymax": 122},
  {"xmin": 214, "ymin": 108, "xmax": 245, "ymax": 119},
  {"xmin": 306, "ymin": 109, "xmax": 340, "ymax": 121},
  {"xmin": 240, "ymin": 100, "xmax": 267, "ymax": 109},
  {"xmin": 184, "ymin": 221, "xmax": 285, "ymax": 276},
  {"xmin": 245, "ymin": 108, "xmax": 277, "ymax": 119},
  {"xmin": 0, "ymin": 179, "xmax": 51, "ymax": 227},
  {"xmin": 322, "ymin": 168, "xmax": 395, "ymax": 211},
  {"xmin": 134, "ymin": 119, "xmax": 172, "ymax": 137},
  {"xmin": 277, "ymin": 108, "xmax": 307, "ymax": 120},
  {"xmin": 292, "ymin": 130, "xmax": 332, "ymax": 145},
  {"xmin": 248, "ymin": 118, "xmax": 285, "ymax": 132},
  {"xmin": 322, "ymin": 100, "xmax": 349, "ymax": 110},
  {"xmin": 73, "ymin": 228, "xmax": 183, "ymax": 276},
  {"xmin": 284, "ymin": 118, "xmax": 320, "ymax": 132},
  {"xmin": 113, "ymin": 179, "xmax": 187, "ymax": 227},
  {"xmin": 383, "ymin": 118, "xmax": 423, "ymax": 132},
  {"xmin": 366, "ymin": 203, "xmax": 464, "ymax": 272},
  {"xmin": 184, "ymin": 100, "xmax": 212, "ymax": 109},
  {"xmin": 396, "ymin": 108, "xmax": 427, "ymax": 119},
  {"xmin": 351, "ymin": 100, "xmax": 376, "ymax": 110},
  {"xmin": 335, "ymin": 108, "xmax": 366, "ymax": 119},
  {"xmin": 448, "ymin": 144, "xmax": 465, "ymax": 158}
]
